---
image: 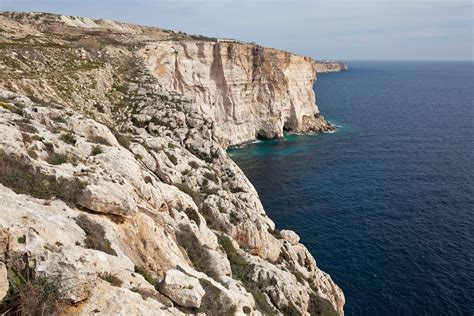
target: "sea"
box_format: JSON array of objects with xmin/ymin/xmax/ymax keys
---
[{"xmin": 228, "ymin": 61, "xmax": 474, "ymax": 315}]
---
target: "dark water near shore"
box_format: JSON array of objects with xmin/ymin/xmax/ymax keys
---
[{"xmin": 229, "ymin": 61, "xmax": 474, "ymax": 315}]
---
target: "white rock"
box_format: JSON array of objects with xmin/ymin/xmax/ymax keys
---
[
  {"xmin": 158, "ymin": 269, "xmax": 205, "ymax": 308},
  {"xmin": 280, "ymin": 229, "xmax": 300, "ymax": 245},
  {"xmin": 0, "ymin": 262, "xmax": 8, "ymax": 301}
]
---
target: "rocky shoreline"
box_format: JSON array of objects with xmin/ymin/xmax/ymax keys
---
[{"xmin": 0, "ymin": 12, "xmax": 344, "ymax": 315}]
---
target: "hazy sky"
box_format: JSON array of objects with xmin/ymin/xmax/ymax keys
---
[{"xmin": 1, "ymin": 0, "xmax": 472, "ymax": 60}]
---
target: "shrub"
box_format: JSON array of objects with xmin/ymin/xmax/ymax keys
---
[
  {"xmin": 229, "ymin": 211, "xmax": 240, "ymax": 225},
  {"xmin": 217, "ymin": 201, "xmax": 226, "ymax": 213},
  {"xmin": 165, "ymin": 151, "xmax": 178, "ymax": 165},
  {"xmin": 112, "ymin": 130, "xmax": 132, "ymax": 149},
  {"xmin": 203, "ymin": 172, "xmax": 218, "ymax": 184},
  {"xmin": 75, "ymin": 215, "xmax": 117, "ymax": 256},
  {"xmin": 308, "ymin": 292, "xmax": 338, "ymax": 316},
  {"xmin": 134, "ymin": 266, "xmax": 155, "ymax": 285},
  {"xmin": 16, "ymin": 120, "xmax": 38, "ymax": 134},
  {"xmin": 89, "ymin": 136, "xmax": 111, "ymax": 146},
  {"xmin": 91, "ymin": 145, "xmax": 103, "ymax": 156},
  {"xmin": 135, "ymin": 154, "xmax": 143, "ymax": 161},
  {"xmin": 197, "ymin": 278, "xmax": 237, "ymax": 314},
  {"xmin": 99, "ymin": 273, "xmax": 123, "ymax": 287},
  {"xmin": 60, "ymin": 132, "xmax": 76, "ymax": 145},
  {"xmin": 48, "ymin": 153, "xmax": 67, "ymax": 165},
  {"xmin": 268, "ymin": 228, "xmax": 282, "ymax": 239},
  {"xmin": 17, "ymin": 235, "xmax": 26, "ymax": 244},
  {"xmin": 217, "ymin": 234, "xmax": 277, "ymax": 315},
  {"xmin": 201, "ymin": 185, "xmax": 219, "ymax": 196},
  {"xmin": 181, "ymin": 169, "xmax": 191, "ymax": 176},
  {"xmin": 0, "ymin": 152, "xmax": 85, "ymax": 206},
  {"xmin": 188, "ymin": 161, "xmax": 199, "ymax": 169},
  {"xmin": 21, "ymin": 132, "xmax": 32, "ymax": 144},
  {"xmin": 175, "ymin": 183, "xmax": 199, "ymax": 203},
  {"xmin": 0, "ymin": 267, "xmax": 66, "ymax": 315},
  {"xmin": 51, "ymin": 116, "xmax": 66, "ymax": 123},
  {"xmin": 216, "ymin": 235, "xmax": 248, "ymax": 280}
]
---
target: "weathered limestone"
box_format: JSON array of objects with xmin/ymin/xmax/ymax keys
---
[
  {"xmin": 0, "ymin": 12, "xmax": 345, "ymax": 315},
  {"xmin": 0, "ymin": 262, "xmax": 7, "ymax": 301},
  {"xmin": 140, "ymin": 41, "xmax": 334, "ymax": 147},
  {"xmin": 280, "ymin": 229, "xmax": 301, "ymax": 245},
  {"xmin": 314, "ymin": 61, "xmax": 348, "ymax": 73},
  {"xmin": 158, "ymin": 269, "xmax": 205, "ymax": 308}
]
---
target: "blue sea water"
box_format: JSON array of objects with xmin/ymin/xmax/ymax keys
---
[{"xmin": 228, "ymin": 61, "xmax": 474, "ymax": 315}]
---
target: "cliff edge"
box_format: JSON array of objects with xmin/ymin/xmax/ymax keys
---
[
  {"xmin": 0, "ymin": 12, "xmax": 344, "ymax": 315},
  {"xmin": 140, "ymin": 41, "xmax": 333, "ymax": 147}
]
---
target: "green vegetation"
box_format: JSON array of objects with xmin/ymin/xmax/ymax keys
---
[
  {"xmin": 175, "ymin": 183, "xmax": 200, "ymax": 203},
  {"xmin": 165, "ymin": 151, "xmax": 178, "ymax": 165},
  {"xmin": 188, "ymin": 160, "xmax": 199, "ymax": 169},
  {"xmin": 229, "ymin": 211, "xmax": 240, "ymax": 225},
  {"xmin": 134, "ymin": 265, "xmax": 155, "ymax": 285},
  {"xmin": 175, "ymin": 225, "xmax": 210, "ymax": 274},
  {"xmin": 217, "ymin": 201, "xmax": 226, "ymax": 213},
  {"xmin": 89, "ymin": 136, "xmax": 111, "ymax": 146},
  {"xmin": 201, "ymin": 185, "xmax": 219, "ymax": 196},
  {"xmin": 203, "ymin": 171, "xmax": 218, "ymax": 184},
  {"xmin": 197, "ymin": 278, "xmax": 237, "ymax": 314},
  {"xmin": 308, "ymin": 292, "xmax": 338, "ymax": 316},
  {"xmin": 17, "ymin": 235, "xmax": 26, "ymax": 244},
  {"xmin": 0, "ymin": 152, "xmax": 85, "ymax": 207},
  {"xmin": 91, "ymin": 145, "xmax": 103, "ymax": 156},
  {"xmin": 99, "ymin": 273, "xmax": 123, "ymax": 287},
  {"xmin": 0, "ymin": 267, "xmax": 66, "ymax": 315},
  {"xmin": 16, "ymin": 120, "xmax": 38, "ymax": 134},
  {"xmin": 48, "ymin": 153, "xmax": 67, "ymax": 165},
  {"xmin": 217, "ymin": 234, "xmax": 277, "ymax": 315},
  {"xmin": 112, "ymin": 130, "xmax": 132, "ymax": 149},
  {"xmin": 75, "ymin": 215, "xmax": 117, "ymax": 256},
  {"xmin": 0, "ymin": 101, "xmax": 22, "ymax": 114},
  {"xmin": 51, "ymin": 116, "xmax": 66, "ymax": 123},
  {"xmin": 60, "ymin": 132, "xmax": 76, "ymax": 145}
]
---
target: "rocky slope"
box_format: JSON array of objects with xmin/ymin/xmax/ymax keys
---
[
  {"xmin": 314, "ymin": 62, "xmax": 348, "ymax": 73},
  {"xmin": 0, "ymin": 12, "xmax": 345, "ymax": 315}
]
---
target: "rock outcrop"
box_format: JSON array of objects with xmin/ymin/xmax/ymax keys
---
[
  {"xmin": 314, "ymin": 61, "xmax": 348, "ymax": 73},
  {"xmin": 140, "ymin": 41, "xmax": 334, "ymax": 147},
  {"xmin": 0, "ymin": 12, "xmax": 345, "ymax": 315}
]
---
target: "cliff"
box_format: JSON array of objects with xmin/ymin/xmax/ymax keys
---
[
  {"xmin": 0, "ymin": 12, "xmax": 344, "ymax": 315},
  {"xmin": 314, "ymin": 61, "xmax": 348, "ymax": 73},
  {"xmin": 140, "ymin": 41, "xmax": 333, "ymax": 147}
]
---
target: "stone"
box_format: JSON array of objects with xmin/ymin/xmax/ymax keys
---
[
  {"xmin": 280, "ymin": 229, "xmax": 300, "ymax": 245},
  {"xmin": 140, "ymin": 41, "xmax": 334, "ymax": 148},
  {"xmin": 0, "ymin": 12, "xmax": 345, "ymax": 315},
  {"xmin": 158, "ymin": 269, "xmax": 205, "ymax": 308},
  {"xmin": 0, "ymin": 262, "xmax": 8, "ymax": 301},
  {"xmin": 79, "ymin": 181, "xmax": 138, "ymax": 217}
]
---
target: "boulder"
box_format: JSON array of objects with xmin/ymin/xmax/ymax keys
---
[
  {"xmin": 79, "ymin": 181, "xmax": 137, "ymax": 217},
  {"xmin": 280, "ymin": 229, "xmax": 300, "ymax": 245},
  {"xmin": 158, "ymin": 269, "xmax": 205, "ymax": 308}
]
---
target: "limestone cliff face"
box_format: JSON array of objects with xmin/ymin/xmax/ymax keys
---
[
  {"xmin": 314, "ymin": 61, "xmax": 348, "ymax": 73},
  {"xmin": 0, "ymin": 12, "xmax": 345, "ymax": 315},
  {"xmin": 140, "ymin": 41, "xmax": 333, "ymax": 147}
]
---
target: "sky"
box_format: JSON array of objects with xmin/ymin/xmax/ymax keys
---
[{"xmin": 1, "ymin": 0, "xmax": 472, "ymax": 60}]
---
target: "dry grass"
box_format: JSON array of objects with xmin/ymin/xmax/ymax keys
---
[
  {"xmin": 0, "ymin": 268, "xmax": 66, "ymax": 316},
  {"xmin": 0, "ymin": 152, "xmax": 85, "ymax": 207},
  {"xmin": 75, "ymin": 214, "xmax": 117, "ymax": 256}
]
